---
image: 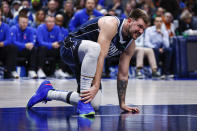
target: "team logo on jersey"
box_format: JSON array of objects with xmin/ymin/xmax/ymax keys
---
[
  {"xmin": 107, "ymin": 43, "xmax": 122, "ymax": 57},
  {"xmin": 50, "ymin": 35, "xmax": 55, "ymax": 39},
  {"xmin": 24, "ymin": 34, "xmax": 26, "ymax": 40}
]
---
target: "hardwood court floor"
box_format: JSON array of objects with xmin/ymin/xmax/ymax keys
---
[{"xmin": 0, "ymin": 78, "xmax": 197, "ymax": 130}]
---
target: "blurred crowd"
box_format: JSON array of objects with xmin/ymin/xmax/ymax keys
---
[{"xmin": 0, "ymin": 0, "xmax": 197, "ymax": 79}]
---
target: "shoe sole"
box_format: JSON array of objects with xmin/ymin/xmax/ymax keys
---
[{"xmin": 79, "ymin": 111, "xmax": 95, "ymax": 117}]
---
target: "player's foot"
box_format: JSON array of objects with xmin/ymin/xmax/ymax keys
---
[
  {"xmin": 26, "ymin": 80, "xmax": 54, "ymax": 109},
  {"xmin": 77, "ymin": 100, "xmax": 95, "ymax": 117}
]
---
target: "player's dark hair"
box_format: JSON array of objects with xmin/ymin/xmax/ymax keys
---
[{"xmin": 128, "ymin": 8, "xmax": 149, "ymax": 25}]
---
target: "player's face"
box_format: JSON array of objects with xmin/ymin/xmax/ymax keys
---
[{"xmin": 128, "ymin": 18, "xmax": 146, "ymax": 40}]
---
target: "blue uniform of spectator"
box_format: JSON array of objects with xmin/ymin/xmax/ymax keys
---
[
  {"xmin": 0, "ymin": 21, "xmax": 18, "ymax": 78},
  {"xmin": 36, "ymin": 15, "xmax": 68, "ymax": 78},
  {"xmin": 10, "ymin": 24, "xmax": 35, "ymax": 50},
  {"xmin": 59, "ymin": 26, "xmax": 69, "ymax": 41},
  {"xmin": 69, "ymin": 8, "xmax": 103, "ymax": 32},
  {"xmin": 37, "ymin": 24, "xmax": 61, "ymax": 49},
  {"xmin": 0, "ymin": 23, "xmax": 10, "ymax": 46},
  {"xmin": 9, "ymin": 14, "xmax": 34, "ymax": 27},
  {"xmin": 10, "ymin": 15, "xmax": 37, "ymax": 79}
]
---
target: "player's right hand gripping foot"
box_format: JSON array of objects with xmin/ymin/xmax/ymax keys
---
[
  {"xmin": 77, "ymin": 100, "xmax": 95, "ymax": 117},
  {"xmin": 26, "ymin": 80, "xmax": 54, "ymax": 109}
]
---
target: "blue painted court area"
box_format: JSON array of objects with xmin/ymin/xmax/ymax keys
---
[{"xmin": 1, "ymin": 105, "xmax": 197, "ymax": 131}]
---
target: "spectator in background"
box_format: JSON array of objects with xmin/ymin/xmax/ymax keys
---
[
  {"xmin": 55, "ymin": 13, "xmax": 72, "ymax": 77},
  {"xmin": 142, "ymin": 3, "xmax": 153, "ymax": 18},
  {"xmin": 45, "ymin": 0, "xmax": 58, "ymax": 16},
  {"xmin": 37, "ymin": 15, "xmax": 68, "ymax": 78},
  {"xmin": 9, "ymin": 5, "xmax": 34, "ymax": 27},
  {"xmin": 31, "ymin": 9, "xmax": 46, "ymax": 28},
  {"xmin": 21, "ymin": 0, "xmax": 34, "ymax": 23},
  {"xmin": 0, "ymin": 9, "xmax": 18, "ymax": 79},
  {"xmin": 55, "ymin": 14, "xmax": 69, "ymax": 41},
  {"xmin": 107, "ymin": 9, "xmax": 117, "ymax": 16},
  {"xmin": 159, "ymin": 0, "xmax": 180, "ymax": 19},
  {"xmin": 75, "ymin": 0, "xmax": 85, "ymax": 11},
  {"xmin": 58, "ymin": 0, "xmax": 74, "ymax": 28},
  {"xmin": 31, "ymin": 0, "xmax": 43, "ymax": 14},
  {"xmin": 54, "ymin": 0, "xmax": 64, "ymax": 11},
  {"xmin": 163, "ymin": 12, "xmax": 176, "ymax": 38},
  {"xmin": 69, "ymin": 0, "xmax": 103, "ymax": 32},
  {"xmin": 151, "ymin": 7, "xmax": 165, "ymax": 24},
  {"xmin": 136, "ymin": 0, "xmax": 145, "ymax": 8},
  {"xmin": 107, "ymin": 0, "xmax": 124, "ymax": 17},
  {"xmin": 10, "ymin": 15, "xmax": 37, "ymax": 79},
  {"xmin": 134, "ymin": 32, "xmax": 160, "ymax": 79},
  {"xmin": 11, "ymin": 0, "xmax": 21, "ymax": 17},
  {"xmin": 145, "ymin": 16, "xmax": 173, "ymax": 79},
  {"xmin": 177, "ymin": 9, "xmax": 193, "ymax": 35},
  {"xmin": 121, "ymin": 1, "xmax": 136, "ymax": 18},
  {"xmin": 96, "ymin": 0, "xmax": 105, "ymax": 11},
  {"xmin": 1, "ymin": 1, "xmax": 13, "ymax": 24}
]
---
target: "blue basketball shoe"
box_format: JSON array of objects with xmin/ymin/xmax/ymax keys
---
[
  {"xmin": 77, "ymin": 100, "xmax": 95, "ymax": 117},
  {"xmin": 26, "ymin": 80, "xmax": 54, "ymax": 109}
]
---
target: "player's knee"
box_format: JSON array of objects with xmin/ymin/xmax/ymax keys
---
[{"xmin": 88, "ymin": 42, "xmax": 101, "ymax": 58}]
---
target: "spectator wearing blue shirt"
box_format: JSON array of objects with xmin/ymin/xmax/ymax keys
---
[
  {"xmin": 9, "ymin": 6, "xmax": 34, "ymax": 27},
  {"xmin": 0, "ymin": 9, "xmax": 18, "ymax": 79},
  {"xmin": 37, "ymin": 15, "xmax": 67, "ymax": 78},
  {"xmin": 145, "ymin": 16, "xmax": 173, "ymax": 79},
  {"xmin": 10, "ymin": 15, "xmax": 37, "ymax": 79},
  {"xmin": 68, "ymin": 0, "xmax": 103, "ymax": 32}
]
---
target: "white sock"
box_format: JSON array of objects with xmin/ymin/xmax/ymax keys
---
[
  {"xmin": 47, "ymin": 90, "xmax": 68, "ymax": 102},
  {"xmin": 47, "ymin": 89, "xmax": 101, "ymax": 109},
  {"xmin": 80, "ymin": 76, "xmax": 93, "ymax": 91},
  {"xmin": 47, "ymin": 90, "xmax": 80, "ymax": 106}
]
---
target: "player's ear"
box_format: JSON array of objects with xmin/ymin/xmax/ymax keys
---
[{"xmin": 128, "ymin": 18, "xmax": 132, "ymax": 23}]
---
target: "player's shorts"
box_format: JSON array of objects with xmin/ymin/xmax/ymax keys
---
[{"xmin": 60, "ymin": 37, "xmax": 82, "ymax": 92}]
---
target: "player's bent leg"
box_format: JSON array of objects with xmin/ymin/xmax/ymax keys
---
[
  {"xmin": 26, "ymin": 80, "xmax": 55, "ymax": 109},
  {"xmin": 77, "ymin": 40, "xmax": 101, "ymax": 117}
]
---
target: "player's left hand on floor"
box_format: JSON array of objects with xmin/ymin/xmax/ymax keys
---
[{"xmin": 121, "ymin": 105, "xmax": 140, "ymax": 114}]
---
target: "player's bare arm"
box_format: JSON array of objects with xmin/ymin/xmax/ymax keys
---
[
  {"xmin": 117, "ymin": 40, "xmax": 139, "ymax": 113},
  {"xmin": 81, "ymin": 16, "xmax": 119, "ymax": 103}
]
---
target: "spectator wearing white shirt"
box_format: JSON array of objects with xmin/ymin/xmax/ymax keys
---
[{"xmin": 145, "ymin": 16, "xmax": 173, "ymax": 79}]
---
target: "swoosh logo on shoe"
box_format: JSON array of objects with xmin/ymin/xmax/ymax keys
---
[{"xmin": 45, "ymin": 84, "xmax": 52, "ymax": 86}]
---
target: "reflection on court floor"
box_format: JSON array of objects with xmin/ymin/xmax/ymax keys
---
[
  {"xmin": 0, "ymin": 78, "xmax": 197, "ymax": 130},
  {"xmin": 0, "ymin": 105, "xmax": 197, "ymax": 131}
]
